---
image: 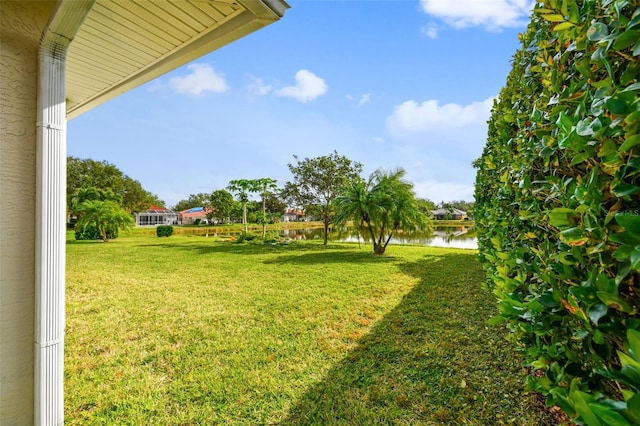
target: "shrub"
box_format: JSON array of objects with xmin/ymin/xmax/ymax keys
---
[
  {"xmin": 156, "ymin": 225, "xmax": 173, "ymax": 237},
  {"xmin": 75, "ymin": 224, "xmax": 118, "ymax": 241},
  {"xmin": 264, "ymin": 230, "xmax": 280, "ymax": 243},
  {"xmin": 475, "ymin": 1, "xmax": 640, "ymax": 424},
  {"xmin": 236, "ymin": 232, "xmax": 257, "ymax": 243}
]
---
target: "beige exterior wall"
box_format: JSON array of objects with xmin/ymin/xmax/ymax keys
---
[{"xmin": 1, "ymin": 1, "xmax": 55, "ymax": 423}]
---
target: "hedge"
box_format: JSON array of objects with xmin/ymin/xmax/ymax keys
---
[{"xmin": 474, "ymin": 1, "xmax": 640, "ymax": 424}]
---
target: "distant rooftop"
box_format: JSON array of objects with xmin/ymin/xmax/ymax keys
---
[{"xmin": 182, "ymin": 207, "xmax": 204, "ymax": 213}]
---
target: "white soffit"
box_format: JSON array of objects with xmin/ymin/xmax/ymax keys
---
[{"xmin": 66, "ymin": 0, "xmax": 289, "ymax": 119}]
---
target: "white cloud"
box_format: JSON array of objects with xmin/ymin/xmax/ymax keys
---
[
  {"xmin": 421, "ymin": 22, "xmax": 439, "ymax": 39},
  {"xmin": 386, "ymin": 96, "xmax": 495, "ymax": 135},
  {"xmin": 373, "ymin": 136, "xmax": 385, "ymax": 144},
  {"xmin": 246, "ymin": 76, "xmax": 273, "ymax": 96},
  {"xmin": 357, "ymin": 93, "xmax": 371, "ymax": 107},
  {"xmin": 420, "ymin": 0, "xmax": 534, "ymax": 31},
  {"xmin": 169, "ymin": 64, "xmax": 229, "ymax": 96},
  {"xmin": 275, "ymin": 70, "xmax": 327, "ymax": 103},
  {"xmin": 346, "ymin": 93, "xmax": 372, "ymax": 107}
]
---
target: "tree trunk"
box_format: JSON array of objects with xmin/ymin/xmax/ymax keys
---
[
  {"xmin": 242, "ymin": 203, "xmax": 247, "ymax": 233},
  {"xmin": 373, "ymin": 243, "xmax": 386, "ymax": 255},
  {"xmin": 262, "ymin": 197, "xmax": 266, "ymax": 240},
  {"xmin": 323, "ymin": 220, "xmax": 329, "ymax": 245}
]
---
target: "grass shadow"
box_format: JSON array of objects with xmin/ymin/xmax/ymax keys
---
[
  {"xmin": 137, "ymin": 240, "xmax": 381, "ymax": 260},
  {"xmin": 264, "ymin": 249, "xmax": 397, "ymax": 265},
  {"xmin": 278, "ymin": 252, "xmax": 555, "ymax": 425}
]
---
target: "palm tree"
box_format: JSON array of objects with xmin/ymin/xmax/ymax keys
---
[
  {"xmin": 228, "ymin": 179, "xmax": 259, "ymax": 233},
  {"xmin": 334, "ymin": 168, "xmax": 429, "ymax": 255},
  {"xmin": 75, "ymin": 199, "xmax": 134, "ymax": 242},
  {"xmin": 254, "ymin": 178, "xmax": 278, "ymax": 239}
]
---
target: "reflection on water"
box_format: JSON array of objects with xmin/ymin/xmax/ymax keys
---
[{"xmin": 281, "ymin": 225, "xmax": 478, "ymax": 249}]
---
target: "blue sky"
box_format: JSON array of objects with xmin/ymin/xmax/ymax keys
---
[{"xmin": 68, "ymin": 0, "xmax": 535, "ymax": 208}]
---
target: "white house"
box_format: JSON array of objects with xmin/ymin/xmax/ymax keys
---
[
  {"xmin": 135, "ymin": 205, "xmax": 178, "ymax": 227},
  {"xmin": 1, "ymin": 1, "xmax": 288, "ymax": 423}
]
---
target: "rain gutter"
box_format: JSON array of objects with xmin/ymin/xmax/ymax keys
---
[{"xmin": 36, "ymin": 1, "xmax": 94, "ymax": 424}]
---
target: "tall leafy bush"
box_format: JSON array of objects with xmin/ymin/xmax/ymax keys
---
[{"xmin": 475, "ymin": 1, "xmax": 640, "ymax": 424}]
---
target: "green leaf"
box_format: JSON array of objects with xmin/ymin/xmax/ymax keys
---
[
  {"xmin": 612, "ymin": 183, "xmax": 640, "ymax": 197},
  {"xmin": 589, "ymin": 403, "xmax": 632, "ymax": 426},
  {"xmin": 609, "ymin": 232, "xmax": 640, "ymax": 246},
  {"xmin": 620, "ymin": 363, "xmax": 640, "ymax": 386},
  {"xmin": 616, "ymin": 214, "xmax": 640, "ymax": 238},
  {"xmin": 554, "ymin": 21, "xmax": 575, "ymax": 31},
  {"xmin": 534, "ymin": 8, "xmax": 555, "ymax": 14},
  {"xmin": 629, "ymin": 329, "xmax": 640, "ymax": 361},
  {"xmin": 571, "ymin": 152, "xmax": 592, "ymax": 165},
  {"xmin": 561, "ymin": 227, "xmax": 589, "ymax": 245},
  {"xmin": 620, "ymin": 134, "xmax": 640, "ymax": 152},
  {"xmin": 571, "ymin": 389, "xmax": 602, "ymax": 426},
  {"xmin": 549, "ymin": 208, "xmax": 576, "ymax": 228},
  {"xmin": 569, "ymin": 1, "xmax": 579, "ymax": 23},
  {"xmin": 597, "ymin": 292, "xmax": 636, "ymax": 313},
  {"xmin": 629, "ymin": 7, "xmax": 640, "ymax": 28},
  {"xmin": 613, "ymin": 30, "xmax": 640, "ymax": 51},
  {"xmin": 596, "ymin": 274, "xmax": 617, "ymax": 293},
  {"xmin": 542, "ymin": 14, "xmax": 568, "ymax": 22},
  {"xmin": 487, "ymin": 315, "xmax": 506, "ymax": 326},
  {"xmin": 588, "ymin": 22, "xmax": 610, "ymax": 41},
  {"xmin": 626, "ymin": 393, "xmax": 640, "ymax": 424},
  {"xmin": 557, "ymin": 112, "xmax": 573, "ymax": 133},
  {"xmin": 607, "ymin": 92, "xmax": 638, "ymax": 115}
]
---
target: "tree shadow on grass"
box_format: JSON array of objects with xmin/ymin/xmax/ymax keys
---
[
  {"xmin": 137, "ymin": 241, "xmax": 399, "ymax": 265},
  {"xmin": 278, "ymin": 252, "xmax": 555, "ymax": 425},
  {"xmin": 138, "ymin": 241, "xmax": 356, "ymax": 256},
  {"xmin": 263, "ymin": 249, "xmax": 397, "ymax": 265}
]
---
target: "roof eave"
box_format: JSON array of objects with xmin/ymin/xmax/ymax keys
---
[{"xmin": 66, "ymin": 0, "xmax": 290, "ymax": 119}]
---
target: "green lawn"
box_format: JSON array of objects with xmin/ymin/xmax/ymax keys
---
[{"xmin": 65, "ymin": 235, "xmax": 554, "ymax": 425}]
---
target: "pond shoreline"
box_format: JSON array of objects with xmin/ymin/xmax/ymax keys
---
[{"xmin": 130, "ymin": 221, "xmax": 478, "ymax": 249}]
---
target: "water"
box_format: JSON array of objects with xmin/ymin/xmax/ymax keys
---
[{"xmin": 280, "ymin": 225, "xmax": 478, "ymax": 249}]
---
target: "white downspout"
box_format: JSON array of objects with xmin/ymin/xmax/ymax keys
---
[{"xmin": 36, "ymin": 1, "xmax": 94, "ymax": 424}]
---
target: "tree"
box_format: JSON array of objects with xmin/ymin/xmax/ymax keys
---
[
  {"xmin": 334, "ymin": 168, "xmax": 429, "ymax": 255},
  {"xmin": 442, "ymin": 200, "xmax": 474, "ymax": 214},
  {"xmin": 70, "ymin": 186, "xmax": 121, "ymax": 214},
  {"xmin": 282, "ymin": 151, "xmax": 363, "ymax": 245},
  {"xmin": 172, "ymin": 193, "xmax": 209, "ymax": 212},
  {"xmin": 74, "ymin": 199, "xmax": 134, "ymax": 242},
  {"xmin": 208, "ymin": 189, "xmax": 234, "ymax": 224},
  {"xmin": 264, "ymin": 193, "xmax": 286, "ymax": 216},
  {"xmin": 254, "ymin": 178, "xmax": 278, "ymax": 239},
  {"xmin": 416, "ymin": 198, "xmax": 436, "ymax": 216},
  {"xmin": 67, "ymin": 157, "xmax": 162, "ymax": 213},
  {"xmin": 227, "ymin": 179, "xmax": 259, "ymax": 233}
]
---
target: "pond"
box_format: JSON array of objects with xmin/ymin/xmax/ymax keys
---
[
  {"xmin": 280, "ymin": 225, "xmax": 478, "ymax": 250},
  {"xmin": 194, "ymin": 224, "xmax": 478, "ymax": 249}
]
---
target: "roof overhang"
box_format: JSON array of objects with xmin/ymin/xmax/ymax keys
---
[{"xmin": 65, "ymin": 0, "xmax": 289, "ymax": 119}]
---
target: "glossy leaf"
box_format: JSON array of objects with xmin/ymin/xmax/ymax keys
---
[
  {"xmin": 587, "ymin": 22, "xmax": 609, "ymax": 41},
  {"xmin": 620, "ymin": 135, "xmax": 640, "ymax": 152},
  {"xmin": 607, "ymin": 92, "xmax": 637, "ymax": 115},
  {"xmin": 589, "ymin": 404, "xmax": 632, "ymax": 426},
  {"xmin": 616, "ymin": 214, "xmax": 640, "ymax": 238},
  {"xmin": 571, "ymin": 389, "xmax": 602, "ymax": 426}
]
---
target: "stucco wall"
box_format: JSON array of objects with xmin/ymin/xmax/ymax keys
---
[{"xmin": 1, "ymin": 1, "xmax": 55, "ymax": 423}]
